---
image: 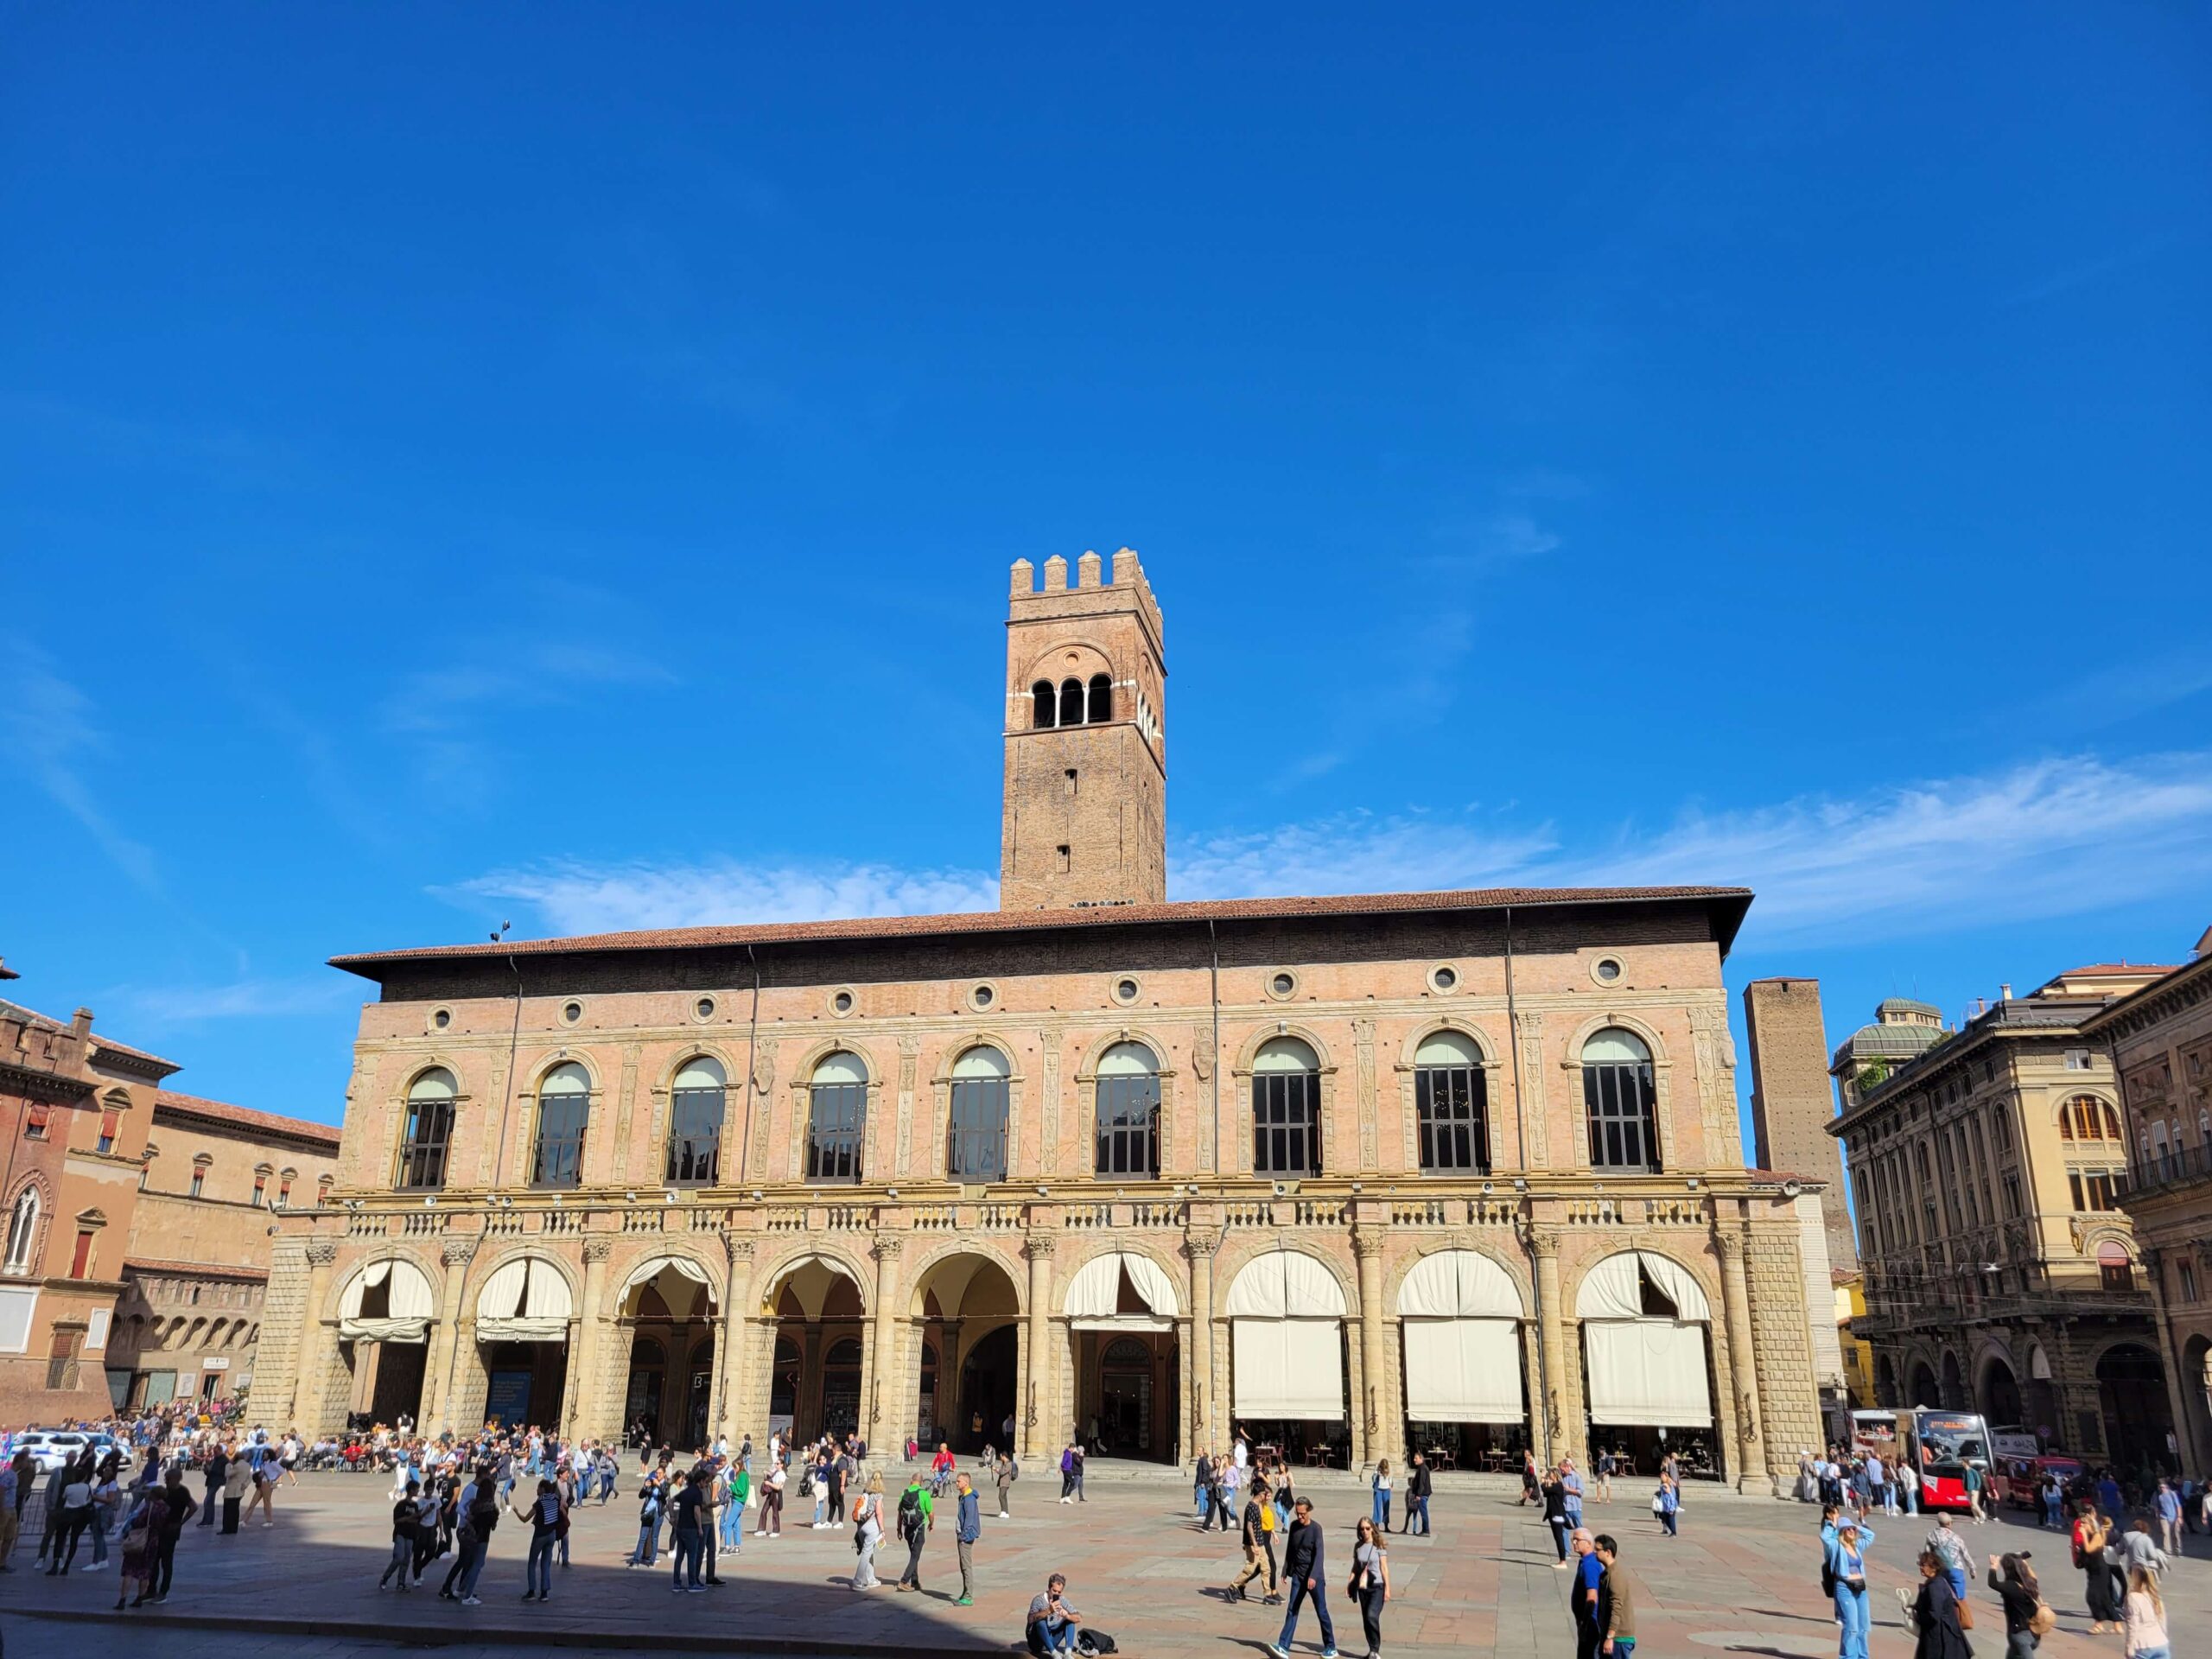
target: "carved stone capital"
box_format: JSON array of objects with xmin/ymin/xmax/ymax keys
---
[
  {"xmin": 1524, "ymin": 1226, "xmax": 1560, "ymax": 1262},
  {"xmin": 1182, "ymin": 1228, "xmax": 1222, "ymax": 1262},
  {"xmin": 1714, "ymin": 1230, "xmax": 1745, "ymax": 1265},
  {"xmin": 1023, "ymin": 1235, "xmax": 1057, "ymax": 1262},
  {"xmin": 582, "ymin": 1238, "xmax": 614, "ymax": 1265},
  {"xmin": 304, "ymin": 1239, "xmax": 340, "ymax": 1268},
  {"xmin": 724, "ymin": 1236, "xmax": 756, "ymax": 1267},
  {"xmin": 442, "ymin": 1240, "xmax": 480, "ymax": 1268},
  {"xmin": 872, "ymin": 1236, "xmax": 904, "ymax": 1262},
  {"xmin": 1352, "ymin": 1231, "xmax": 1386, "ymax": 1262}
]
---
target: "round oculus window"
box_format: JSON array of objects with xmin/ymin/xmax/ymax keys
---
[
  {"xmin": 561, "ymin": 1000, "xmax": 583, "ymax": 1025},
  {"xmin": 694, "ymin": 996, "xmax": 715, "ymax": 1020},
  {"xmin": 1113, "ymin": 976, "xmax": 1141, "ymax": 1005},
  {"xmin": 1429, "ymin": 965, "xmax": 1459, "ymax": 993},
  {"xmin": 1592, "ymin": 957, "xmax": 1624, "ymax": 985},
  {"xmin": 1267, "ymin": 970, "xmax": 1298, "ymax": 1000},
  {"xmin": 432, "ymin": 1008, "xmax": 451, "ymax": 1031},
  {"xmin": 832, "ymin": 989, "xmax": 855, "ymax": 1015},
  {"xmin": 970, "ymin": 983, "xmax": 995, "ymax": 1011}
]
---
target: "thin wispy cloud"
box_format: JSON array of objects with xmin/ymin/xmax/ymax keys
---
[
  {"xmin": 0, "ymin": 640, "xmax": 164, "ymax": 895},
  {"xmin": 117, "ymin": 977, "xmax": 356, "ymax": 1023},
  {"xmin": 451, "ymin": 752, "xmax": 2212, "ymax": 953}
]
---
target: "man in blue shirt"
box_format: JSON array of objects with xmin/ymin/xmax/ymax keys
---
[
  {"xmin": 1561, "ymin": 1459, "xmax": 1585, "ymax": 1530},
  {"xmin": 1570, "ymin": 1528, "xmax": 1603, "ymax": 1659},
  {"xmin": 954, "ymin": 1472, "xmax": 982, "ymax": 1605}
]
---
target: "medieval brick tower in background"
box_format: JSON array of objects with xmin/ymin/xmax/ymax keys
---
[
  {"xmin": 999, "ymin": 549, "xmax": 1168, "ymax": 910},
  {"xmin": 1743, "ymin": 976, "xmax": 1857, "ymax": 1270}
]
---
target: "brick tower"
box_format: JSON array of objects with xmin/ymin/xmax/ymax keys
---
[
  {"xmin": 1742, "ymin": 976, "xmax": 1857, "ymax": 1269},
  {"xmin": 999, "ymin": 549, "xmax": 1167, "ymax": 911}
]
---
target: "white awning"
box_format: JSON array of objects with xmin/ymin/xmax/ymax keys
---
[
  {"xmin": 1232, "ymin": 1318, "xmax": 1345, "ymax": 1420},
  {"xmin": 339, "ymin": 1256, "xmax": 436, "ymax": 1344},
  {"xmin": 1582, "ymin": 1320, "xmax": 1713, "ymax": 1427},
  {"xmin": 476, "ymin": 1255, "xmax": 575, "ymax": 1344},
  {"xmin": 623, "ymin": 1253, "xmax": 710, "ymax": 1294},
  {"xmin": 1064, "ymin": 1250, "xmax": 1182, "ymax": 1322},
  {"xmin": 1573, "ymin": 1250, "xmax": 1710, "ymax": 1322},
  {"xmin": 1403, "ymin": 1318, "xmax": 1524, "ymax": 1423},
  {"xmin": 1224, "ymin": 1249, "xmax": 1347, "ymax": 1319},
  {"xmin": 1396, "ymin": 1250, "xmax": 1524, "ymax": 1319}
]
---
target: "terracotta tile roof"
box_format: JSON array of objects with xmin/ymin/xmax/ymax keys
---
[
  {"xmin": 2056, "ymin": 963, "xmax": 2182, "ymax": 976},
  {"xmin": 154, "ymin": 1089, "xmax": 341, "ymax": 1147},
  {"xmin": 331, "ymin": 884, "xmax": 1756, "ymax": 972},
  {"xmin": 124, "ymin": 1255, "xmax": 270, "ymax": 1282}
]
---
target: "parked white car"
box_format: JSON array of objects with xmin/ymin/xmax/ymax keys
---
[{"xmin": 11, "ymin": 1429, "xmax": 135, "ymax": 1475}]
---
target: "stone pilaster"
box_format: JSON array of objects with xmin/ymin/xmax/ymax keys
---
[
  {"xmin": 1185, "ymin": 1228, "xmax": 1219, "ymax": 1452},
  {"xmin": 1022, "ymin": 1234, "xmax": 1056, "ymax": 1459},
  {"xmin": 715, "ymin": 1236, "xmax": 756, "ymax": 1442},
  {"xmin": 571, "ymin": 1238, "xmax": 613, "ymax": 1440},
  {"xmin": 868, "ymin": 1236, "xmax": 905, "ymax": 1442},
  {"xmin": 1715, "ymin": 1231, "xmax": 1762, "ymax": 1491},
  {"xmin": 294, "ymin": 1239, "xmax": 341, "ymax": 1434},
  {"xmin": 1354, "ymin": 1229, "xmax": 1389, "ymax": 1466},
  {"xmin": 1529, "ymin": 1227, "xmax": 1570, "ymax": 1465},
  {"xmin": 423, "ymin": 1236, "xmax": 478, "ymax": 1433}
]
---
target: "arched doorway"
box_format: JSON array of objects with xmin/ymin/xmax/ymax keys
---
[
  {"xmin": 1070, "ymin": 1249, "xmax": 1183, "ymax": 1463},
  {"xmin": 473, "ymin": 1255, "xmax": 574, "ymax": 1432},
  {"xmin": 1979, "ymin": 1353, "xmax": 2024, "ymax": 1428},
  {"xmin": 1940, "ymin": 1351, "xmax": 1965, "ymax": 1410},
  {"xmin": 2096, "ymin": 1343, "xmax": 2173, "ymax": 1471},
  {"xmin": 619, "ymin": 1256, "xmax": 717, "ymax": 1450},
  {"xmin": 910, "ymin": 1251, "xmax": 1023, "ymax": 1453},
  {"xmin": 335, "ymin": 1256, "xmax": 435, "ymax": 1429},
  {"xmin": 1910, "ymin": 1360, "xmax": 1941, "ymax": 1408},
  {"xmin": 1397, "ymin": 1249, "xmax": 1531, "ymax": 1468},
  {"xmin": 1574, "ymin": 1249, "xmax": 1719, "ymax": 1478},
  {"xmin": 760, "ymin": 1253, "xmax": 868, "ymax": 1444}
]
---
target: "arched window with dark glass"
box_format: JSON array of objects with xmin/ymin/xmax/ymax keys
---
[
  {"xmin": 947, "ymin": 1046, "xmax": 1010, "ymax": 1180},
  {"xmin": 395, "ymin": 1067, "xmax": 457, "ymax": 1191},
  {"xmin": 1252, "ymin": 1036, "xmax": 1321, "ymax": 1177},
  {"xmin": 1094, "ymin": 1041, "xmax": 1160, "ymax": 1176},
  {"xmin": 807, "ymin": 1052, "xmax": 868, "ymax": 1182},
  {"xmin": 1032, "ymin": 680, "xmax": 1057, "ymax": 728},
  {"xmin": 666, "ymin": 1056, "xmax": 726, "ymax": 1185},
  {"xmin": 531, "ymin": 1062, "xmax": 590, "ymax": 1187},
  {"xmin": 1087, "ymin": 673, "xmax": 1112, "ymax": 722},
  {"xmin": 1414, "ymin": 1029, "xmax": 1490, "ymax": 1173},
  {"xmin": 1058, "ymin": 677, "xmax": 1084, "ymax": 725},
  {"xmin": 1582, "ymin": 1028, "xmax": 1658, "ymax": 1172}
]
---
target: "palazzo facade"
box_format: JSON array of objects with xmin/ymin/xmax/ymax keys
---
[{"xmin": 257, "ymin": 552, "xmax": 1826, "ymax": 1489}]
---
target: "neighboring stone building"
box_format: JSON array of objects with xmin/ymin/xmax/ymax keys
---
[
  {"xmin": 1, "ymin": 976, "xmax": 177, "ymax": 1422},
  {"xmin": 1829, "ymin": 963, "xmax": 2181, "ymax": 1468},
  {"xmin": 258, "ymin": 552, "xmax": 1827, "ymax": 1491},
  {"xmin": 2080, "ymin": 928, "xmax": 2212, "ymax": 1472},
  {"xmin": 105, "ymin": 1090, "xmax": 342, "ymax": 1410}
]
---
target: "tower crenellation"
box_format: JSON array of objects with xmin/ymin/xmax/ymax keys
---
[{"xmin": 1000, "ymin": 549, "xmax": 1167, "ymax": 910}]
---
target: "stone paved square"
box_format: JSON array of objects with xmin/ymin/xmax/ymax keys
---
[{"xmin": 4, "ymin": 1471, "xmax": 2204, "ymax": 1658}]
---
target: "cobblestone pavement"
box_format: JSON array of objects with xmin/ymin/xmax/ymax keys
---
[{"xmin": 2, "ymin": 1472, "xmax": 2204, "ymax": 1659}]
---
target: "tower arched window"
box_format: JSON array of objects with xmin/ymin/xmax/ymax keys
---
[
  {"xmin": 1252, "ymin": 1036, "xmax": 1322, "ymax": 1177},
  {"xmin": 531, "ymin": 1063, "xmax": 591, "ymax": 1188},
  {"xmin": 807, "ymin": 1052, "xmax": 868, "ymax": 1182},
  {"xmin": 1058, "ymin": 678, "xmax": 1084, "ymax": 726},
  {"xmin": 666, "ymin": 1057, "xmax": 726, "ymax": 1185},
  {"xmin": 1032, "ymin": 681, "xmax": 1057, "ymax": 729},
  {"xmin": 947, "ymin": 1046, "xmax": 1011, "ymax": 1180},
  {"xmin": 2060, "ymin": 1096, "xmax": 2120, "ymax": 1141},
  {"xmin": 1087, "ymin": 673, "xmax": 1112, "ymax": 722},
  {"xmin": 3, "ymin": 1188, "xmax": 39, "ymax": 1275},
  {"xmin": 1414, "ymin": 1029, "xmax": 1490, "ymax": 1173},
  {"xmin": 1583, "ymin": 1028, "xmax": 1659, "ymax": 1171},
  {"xmin": 1095, "ymin": 1041, "xmax": 1160, "ymax": 1177},
  {"xmin": 395, "ymin": 1067, "xmax": 457, "ymax": 1191}
]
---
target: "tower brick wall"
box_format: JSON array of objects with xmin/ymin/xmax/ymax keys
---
[{"xmin": 1742, "ymin": 977, "xmax": 1855, "ymax": 1270}]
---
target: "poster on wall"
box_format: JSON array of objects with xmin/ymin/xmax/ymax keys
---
[{"xmin": 486, "ymin": 1370, "xmax": 533, "ymax": 1429}]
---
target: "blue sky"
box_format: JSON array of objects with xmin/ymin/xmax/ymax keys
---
[{"xmin": 3, "ymin": 4, "xmax": 2208, "ymax": 1134}]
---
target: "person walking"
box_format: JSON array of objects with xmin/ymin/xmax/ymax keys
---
[
  {"xmin": 1561, "ymin": 1459, "xmax": 1586, "ymax": 1533},
  {"xmin": 1594, "ymin": 1535, "xmax": 1637, "ymax": 1659},
  {"xmin": 1351, "ymin": 1516, "xmax": 1390, "ymax": 1659},
  {"xmin": 1229, "ymin": 1477, "xmax": 1280, "ymax": 1604},
  {"xmin": 244, "ymin": 1447, "xmax": 277, "ymax": 1529},
  {"xmin": 1403, "ymin": 1453, "xmax": 1432, "ymax": 1537},
  {"xmin": 1924, "ymin": 1513, "xmax": 1970, "ymax": 1604},
  {"xmin": 1268, "ymin": 1497, "xmax": 1338, "ymax": 1659},
  {"xmin": 1071, "ymin": 1441, "xmax": 1086, "ymax": 1503},
  {"xmin": 1910, "ymin": 1548, "xmax": 1973, "ymax": 1659},
  {"xmin": 1062, "ymin": 1443, "xmax": 1078, "ymax": 1504},
  {"xmin": 439, "ymin": 1468, "xmax": 496, "ymax": 1604},
  {"xmin": 1963, "ymin": 1460, "xmax": 1987, "ymax": 1525},
  {"xmin": 514, "ymin": 1477, "xmax": 563, "ymax": 1603},
  {"xmin": 147, "ymin": 1466, "xmax": 189, "ymax": 1602},
  {"xmin": 1370, "ymin": 1460, "xmax": 1393, "ymax": 1532},
  {"xmin": 2075, "ymin": 1503, "xmax": 2121, "ymax": 1632},
  {"xmin": 995, "ymin": 1451, "xmax": 1015, "ymax": 1519},
  {"xmin": 378, "ymin": 1480, "xmax": 423, "ymax": 1592},
  {"xmin": 1653, "ymin": 1473, "xmax": 1680, "ymax": 1538},
  {"xmin": 2120, "ymin": 1562, "xmax": 2169, "ymax": 1659},
  {"xmin": 1570, "ymin": 1528, "xmax": 1602, "ymax": 1659},
  {"xmin": 198, "ymin": 1440, "xmax": 226, "ymax": 1528},
  {"xmin": 1897, "ymin": 1458, "xmax": 1921, "ymax": 1516},
  {"xmin": 43, "ymin": 1463, "xmax": 94, "ymax": 1576},
  {"xmin": 851, "ymin": 1472, "xmax": 884, "ymax": 1591},
  {"xmin": 954, "ymin": 1471, "xmax": 982, "ymax": 1605},
  {"xmin": 1824, "ymin": 1520, "xmax": 1872, "ymax": 1659},
  {"xmin": 2152, "ymin": 1481, "xmax": 2182, "ymax": 1555},
  {"xmin": 1986, "ymin": 1551, "xmax": 2044, "ymax": 1659},
  {"xmin": 758, "ymin": 1458, "xmax": 785, "ymax": 1537},
  {"xmin": 895, "ymin": 1471, "xmax": 934, "ymax": 1592},
  {"xmin": 627, "ymin": 1469, "xmax": 664, "ymax": 1566},
  {"xmin": 669, "ymin": 1471, "xmax": 707, "ymax": 1593},
  {"xmin": 1543, "ymin": 1469, "xmax": 1573, "ymax": 1565}
]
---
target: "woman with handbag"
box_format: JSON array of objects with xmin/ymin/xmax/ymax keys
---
[
  {"xmin": 1910, "ymin": 1548, "xmax": 1974, "ymax": 1659},
  {"xmin": 1651, "ymin": 1474, "xmax": 1680, "ymax": 1538},
  {"xmin": 1986, "ymin": 1552, "xmax": 2050, "ymax": 1659},
  {"xmin": 850, "ymin": 1471, "xmax": 884, "ymax": 1591},
  {"xmin": 1349, "ymin": 1516, "xmax": 1390, "ymax": 1659},
  {"xmin": 2072, "ymin": 1503, "xmax": 2120, "ymax": 1632}
]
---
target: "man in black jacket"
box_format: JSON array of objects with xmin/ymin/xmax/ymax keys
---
[
  {"xmin": 199, "ymin": 1442, "xmax": 228, "ymax": 1527},
  {"xmin": 1268, "ymin": 1497, "xmax": 1338, "ymax": 1659},
  {"xmin": 1404, "ymin": 1453, "xmax": 1433, "ymax": 1536}
]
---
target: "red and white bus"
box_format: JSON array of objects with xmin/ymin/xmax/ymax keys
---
[{"xmin": 1850, "ymin": 1408, "xmax": 1992, "ymax": 1512}]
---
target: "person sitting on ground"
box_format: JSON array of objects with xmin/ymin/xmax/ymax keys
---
[{"xmin": 1027, "ymin": 1571, "xmax": 1082, "ymax": 1656}]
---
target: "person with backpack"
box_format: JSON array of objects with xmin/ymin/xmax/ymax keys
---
[
  {"xmin": 1229, "ymin": 1475, "xmax": 1281, "ymax": 1603},
  {"xmin": 1267, "ymin": 1497, "xmax": 1338, "ymax": 1659},
  {"xmin": 996, "ymin": 1451, "xmax": 1017, "ymax": 1519},
  {"xmin": 1028, "ymin": 1572, "xmax": 1083, "ymax": 1657},
  {"xmin": 895, "ymin": 1472, "xmax": 934, "ymax": 1592},
  {"xmin": 851, "ymin": 1471, "xmax": 885, "ymax": 1591},
  {"xmin": 954, "ymin": 1471, "xmax": 982, "ymax": 1605},
  {"xmin": 513, "ymin": 1477, "xmax": 563, "ymax": 1603}
]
